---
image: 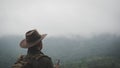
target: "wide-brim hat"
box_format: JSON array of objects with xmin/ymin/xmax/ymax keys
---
[{"xmin": 20, "ymin": 29, "xmax": 47, "ymax": 48}]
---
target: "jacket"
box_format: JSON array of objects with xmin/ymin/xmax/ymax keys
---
[{"xmin": 13, "ymin": 50, "xmax": 54, "ymax": 68}]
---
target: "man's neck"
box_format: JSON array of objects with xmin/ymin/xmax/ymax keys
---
[{"xmin": 27, "ymin": 48, "xmax": 42, "ymax": 55}]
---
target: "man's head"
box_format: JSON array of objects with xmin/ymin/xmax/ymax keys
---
[
  {"xmin": 28, "ymin": 40, "xmax": 43, "ymax": 50},
  {"xmin": 20, "ymin": 29, "xmax": 47, "ymax": 49}
]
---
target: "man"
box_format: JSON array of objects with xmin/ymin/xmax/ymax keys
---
[{"xmin": 12, "ymin": 29, "xmax": 54, "ymax": 68}]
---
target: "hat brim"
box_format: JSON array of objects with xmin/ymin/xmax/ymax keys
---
[{"xmin": 20, "ymin": 34, "xmax": 47, "ymax": 48}]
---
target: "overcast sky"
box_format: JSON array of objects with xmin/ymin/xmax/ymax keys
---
[{"xmin": 0, "ymin": 0, "xmax": 120, "ymax": 37}]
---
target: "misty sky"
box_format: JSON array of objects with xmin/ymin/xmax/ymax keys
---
[{"xmin": 0, "ymin": 0, "xmax": 120, "ymax": 37}]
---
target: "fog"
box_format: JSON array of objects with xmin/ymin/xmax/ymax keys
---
[
  {"xmin": 0, "ymin": 34, "xmax": 120, "ymax": 68},
  {"xmin": 0, "ymin": 0, "xmax": 120, "ymax": 37},
  {"xmin": 0, "ymin": 0, "xmax": 120, "ymax": 68}
]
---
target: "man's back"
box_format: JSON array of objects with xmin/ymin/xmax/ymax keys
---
[{"xmin": 13, "ymin": 53, "xmax": 54, "ymax": 68}]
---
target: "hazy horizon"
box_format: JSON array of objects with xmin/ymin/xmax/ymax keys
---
[{"xmin": 0, "ymin": 0, "xmax": 120, "ymax": 37}]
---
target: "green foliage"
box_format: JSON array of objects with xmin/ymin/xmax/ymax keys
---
[
  {"xmin": 0, "ymin": 34, "xmax": 120, "ymax": 68},
  {"xmin": 61, "ymin": 56, "xmax": 120, "ymax": 68}
]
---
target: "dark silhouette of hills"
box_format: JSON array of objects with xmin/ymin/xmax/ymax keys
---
[{"xmin": 0, "ymin": 34, "xmax": 120, "ymax": 68}]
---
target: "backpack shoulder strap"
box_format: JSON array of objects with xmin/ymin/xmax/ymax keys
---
[
  {"xmin": 15, "ymin": 55, "xmax": 26, "ymax": 63},
  {"xmin": 12, "ymin": 55, "xmax": 30, "ymax": 68}
]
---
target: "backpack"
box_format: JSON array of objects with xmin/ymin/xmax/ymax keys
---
[{"xmin": 12, "ymin": 54, "xmax": 49, "ymax": 68}]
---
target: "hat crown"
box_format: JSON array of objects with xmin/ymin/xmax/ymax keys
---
[{"xmin": 26, "ymin": 30, "xmax": 41, "ymax": 43}]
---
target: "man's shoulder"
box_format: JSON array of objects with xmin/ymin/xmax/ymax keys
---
[
  {"xmin": 39, "ymin": 55, "xmax": 51, "ymax": 61},
  {"xmin": 29, "ymin": 54, "xmax": 54, "ymax": 68},
  {"xmin": 26, "ymin": 54, "xmax": 51, "ymax": 61},
  {"xmin": 36, "ymin": 54, "xmax": 54, "ymax": 68},
  {"xmin": 36, "ymin": 54, "xmax": 52, "ymax": 62}
]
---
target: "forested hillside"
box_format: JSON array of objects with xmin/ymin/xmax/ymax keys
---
[{"xmin": 0, "ymin": 34, "xmax": 120, "ymax": 68}]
